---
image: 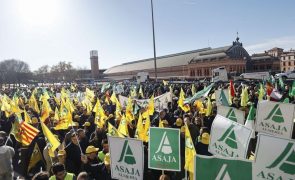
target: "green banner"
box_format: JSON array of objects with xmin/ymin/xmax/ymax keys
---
[
  {"xmin": 148, "ymin": 127, "xmax": 180, "ymax": 171},
  {"xmin": 195, "ymin": 155, "xmax": 252, "ymax": 180}
]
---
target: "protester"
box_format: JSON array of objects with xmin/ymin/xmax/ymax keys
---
[
  {"xmin": 0, "ymin": 136, "xmax": 15, "ymax": 180},
  {"xmin": 49, "ymin": 163, "xmax": 76, "ymax": 180},
  {"xmin": 0, "ymin": 79, "xmax": 294, "ymax": 179}
]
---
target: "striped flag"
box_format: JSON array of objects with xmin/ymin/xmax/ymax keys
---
[
  {"xmin": 11, "ymin": 120, "xmax": 38, "ymax": 146},
  {"xmin": 19, "ymin": 121, "xmax": 39, "ymax": 146}
]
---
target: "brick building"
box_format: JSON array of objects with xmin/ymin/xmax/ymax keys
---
[{"xmin": 104, "ymin": 38, "xmax": 288, "ymax": 80}]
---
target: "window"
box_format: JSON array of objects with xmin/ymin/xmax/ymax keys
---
[
  {"xmin": 289, "ymin": 62, "xmax": 291, "ymax": 66},
  {"xmin": 283, "ymin": 62, "xmax": 286, "ymax": 66}
]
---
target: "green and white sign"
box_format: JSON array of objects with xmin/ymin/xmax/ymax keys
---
[
  {"xmin": 209, "ymin": 115, "xmax": 253, "ymax": 158},
  {"xmin": 256, "ymin": 101, "xmax": 295, "ymax": 138},
  {"xmin": 194, "ymin": 155, "xmax": 252, "ymax": 180},
  {"xmin": 217, "ymin": 105, "xmax": 245, "ymax": 124},
  {"xmin": 148, "ymin": 127, "xmax": 180, "ymax": 171},
  {"xmin": 215, "ymin": 89, "xmax": 230, "ymax": 106},
  {"xmin": 108, "ymin": 136, "xmax": 144, "ymax": 180},
  {"xmin": 254, "ymin": 133, "xmax": 295, "ymax": 180}
]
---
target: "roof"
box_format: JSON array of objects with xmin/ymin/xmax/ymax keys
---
[
  {"xmin": 104, "ymin": 48, "xmax": 210, "ymax": 74},
  {"xmin": 251, "ymin": 55, "xmax": 273, "ymax": 61},
  {"xmin": 191, "ymin": 46, "xmax": 232, "ymax": 62}
]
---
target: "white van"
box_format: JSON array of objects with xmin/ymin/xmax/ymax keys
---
[
  {"xmin": 136, "ymin": 72, "xmax": 149, "ymax": 83},
  {"xmin": 212, "ymin": 67, "xmax": 228, "ymax": 82},
  {"xmin": 240, "ymin": 72, "xmax": 270, "ymax": 80}
]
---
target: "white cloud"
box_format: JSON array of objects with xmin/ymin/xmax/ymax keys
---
[{"xmin": 245, "ymin": 36, "xmax": 295, "ymax": 54}]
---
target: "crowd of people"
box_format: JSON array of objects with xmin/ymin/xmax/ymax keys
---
[{"xmin": 0, "ymin": 79, "xmax": 294, "ymax": 180}]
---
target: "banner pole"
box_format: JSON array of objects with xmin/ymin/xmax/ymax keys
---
[{"xmin": 71, "ymin": 126, "xmax": 83, "ymax": 155}]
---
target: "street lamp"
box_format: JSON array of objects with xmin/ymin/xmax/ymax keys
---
[{"xmin": 150, "ymin": 0, "xmax": 158, "ymax": 82}]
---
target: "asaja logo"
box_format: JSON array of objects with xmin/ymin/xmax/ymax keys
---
[
  {"xmin": 259, "ymin": 104, "xmax": 288, "ymax": 135},
  {"xmin": 115, "ymin": 140, "xmax": 140, "ymax": 178},
  {"xmin": 118, "ymin": 140, "xmax": 136, "ymax": 165},
  {"xmin": 264, "ymin": 104, "xmax": 284, "ymax": 123},
  {"xmin": 152, "ymin": 131, "xmax": 177, "ymax": 163},
  {"xmin": 266, "ymin": 142, "xmax": 295, "ymax": 175},
  {"xmin": 215, "ymin": 164, "xmax": 231, "ymax": 180},
  {"xmin": 218, "ymin": 124, "xmax": 238, "ymax": 149},
  {"xmin": 257, "ymin": 142, "xmax": 295, "ymax": 179},
  {"xmin": 156, "ymin": 131, "xmax": 172, "ymax": 154},
  {"xmin": 226, "ymin": 109, "xmax": 237, "ymax": 122},
  {"xmin": 212, "ymin": 124, "xmax": 239, "ymax": 157}
]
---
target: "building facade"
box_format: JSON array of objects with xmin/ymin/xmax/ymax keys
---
[
  {"xmin": 250, "ymin": 47, "xmax": 281, "ymax": 73},
  {"xmin": 188, "ymin": 37, "xmax": 251, "ymax": 78},
  {"xmin": 280, "ymin": 49, "xmax": 295, "ymax": 72},
  {"xmin": 104, "ymin": 38, "xmax": 292, "ymax": 80}
]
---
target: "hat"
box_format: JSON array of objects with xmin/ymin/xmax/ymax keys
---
[
  {"xmin": 31, "ymin": 117, "xmax": 38, "ymax": 124},
  {"xmin": 180, "ymin": 126, "xmax": 185, "ymax": 133},
  {"xmin": 200, "ymin": 133, "xmax": 210, "ymax": 145},
  {"xmin": 70, "ymin": 122, "xmax": 79, "ymax": 127},
  {"xmin": 175, "ymin": 118, "xmax": 182, "ymax": 127},
  {"xmin": 83, "ymin": 122, "xmax": 91, "ymax": 127},
  {"xmin": 104, "ymin": 153, "xmax": 110, "ymax": 165},
  {"xmin": 108, "ymin": 114, "xmax": 114, "ymax": 119},
  {"xmin": 162, "ymin": 120, "xmax": 169, "ymax": 125},
  {"xmin": 86, "ymin": 146, "xmax": 99, "ymax": 154},
  {"xmin": 57, "ymin": 150, "xmax": 66, "ymax": 156}
]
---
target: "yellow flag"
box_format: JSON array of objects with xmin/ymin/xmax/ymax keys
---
[
  {"xmin": 54, "ymin": 107, "xmax": 60, "ymax": 121},
  {"xmin": 110, "ymin": 92, "xmax": 117, "ymax": 103},
  {"xmin": 184, "ymin": 124, "xmax": 196, "ymax": 176},
  {"xmin": 28, "ymin": 94, "xmax": 40, "ymax": 114},
  {"xmin": 24, "ymin": 110, "xmax": 32, "ymax": 124},
  {"xmin": 205, "ymin": 98, "xmax": 212, "ymax": 116},
  {"xmin": 147, "ymin": 95, "xmax": 154, "ymax": 115},
  {"xmin": 41, "ymin": 122, "xmax": 61, "ymax": 157},
  {"xmin": 163, "ymin": 80, "xmax": 168, "ymax": 86},
  {"xmin": 143, "ymin": 114, "xmax": 150, "ymax": 142},
  {"xmin": 240, "ymin": 86, "xmax": 249, "ymax": 107},
  {"xmin": 108, "ymin": 122, "xmax": 124, "ymax": 137},
  {"xmin": 118, "ymin": 115, "xmax": 129, "ymax": 137},
  {"xmin": 115, "ymin": 99, "xmax": 122, "ymax": 119},
  {"xmin": 28, "ymin": 143, "xmax": 43, "ymax": 173},
  {"xmin": 85, "ymin": 88, "xmax": 95, "ymax": 102},
  {"xmin": 139, "ymin": 86, "xmax": 144, "ymax": 98},
  {"xmin": 40, "ymin": 98, "xmax": 52, "ymax": 122},
  {"xmin": 135, "ymin": 113, "xmax": 144, "ymax": 140},
  {"xmin": 125, "ymin": 97, "xmax": 134, "ymax": 122},
  {"xmin": 178, "ymin": 88, "xmax": 190, "ymax": 112}
]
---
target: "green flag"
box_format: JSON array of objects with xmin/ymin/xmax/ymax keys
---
[
  {"xmin": 245, "ymin": 105, "xmax": 256, "ymax": 138},
  {"xmin": 184, "ymin": 83, "xmax": 214, "ymax": 104}
]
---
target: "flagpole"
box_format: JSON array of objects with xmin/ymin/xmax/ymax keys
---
[
  {"xmin": 71, "ymin": 126, "xmax": 84, "ymax": 155},
  {"xmin": 150, "ymin": 0, "xmax": 158, "ymax": 82}
]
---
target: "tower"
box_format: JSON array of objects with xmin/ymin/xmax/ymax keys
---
[{"xmin": 90, "ymin": 50, "xmax": 99, "ymax": 79}]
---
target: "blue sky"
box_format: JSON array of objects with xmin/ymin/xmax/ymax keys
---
[{"xmin": 0, "ymin": 0, "xmax": 294, "ymax": 71}]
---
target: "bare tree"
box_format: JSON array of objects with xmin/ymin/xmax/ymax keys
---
[{"xmin": 0, "ymin": 59, "xmax": 32, "ymax": 85}]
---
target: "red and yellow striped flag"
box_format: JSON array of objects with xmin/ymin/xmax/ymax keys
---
[{"xmin": 19, "ymin": 121, "xmax": 39, "ymax": 146}]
